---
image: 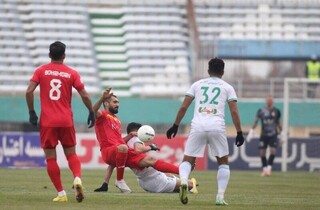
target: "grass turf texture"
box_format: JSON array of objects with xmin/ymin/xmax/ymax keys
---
[{"xmin": 0, "ymin": 168, "xmax": 319, "ymax": 210}]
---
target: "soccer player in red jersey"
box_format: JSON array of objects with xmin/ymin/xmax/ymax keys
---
[
  {"xmin": 93, "ymin": 88, "xmax": 132, "ymax": 192},
  {"xmin": 94, "ymin": 88, "xmax": 179, "ymax": 193},
  {"xmin": 26, "ymin": 41, "xmax": 95, "ymax": 202}
]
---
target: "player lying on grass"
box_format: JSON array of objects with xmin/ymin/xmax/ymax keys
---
[{"xmin": 94, "ymin": 122, "xmax": 198, "ymax": 193}]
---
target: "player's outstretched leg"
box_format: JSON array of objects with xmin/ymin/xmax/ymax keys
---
[
  {"xmin": 179, "ymin": 178, "xmax": 188, "ymax": 204},
  {"xmin": 73, "ymin": 177, "xmax": 84, "ymax": 202}
]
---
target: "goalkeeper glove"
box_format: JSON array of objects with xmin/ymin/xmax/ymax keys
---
[
  {"xmin": 278, "ymin": 131, "xmax": 286, "ymax": 144},
  {"xmin": 246, "ymin": 128, "xmax": 254, "ymax": 143},
  {"xmin": 29, "ymin": 110, "xmax": 38, "ymax": 126},
  {"xmin": 149, "ymin": 143, "xmax": 160, "ymax": 151},
  {"xmin": 235, "ymin": 131, "xmax": 245, "ymax": 147},
  {"xmin": 166, "ymin": 124, "xmax": 179, "ymax": 139},
  {"xmin": 87, "ymin": 111, "xmax": 95, "ymax": 128}
]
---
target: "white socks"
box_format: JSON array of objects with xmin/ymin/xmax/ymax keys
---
[
  {"xmin": 216, "ymin": 164, "xmax": 230, "ymax": 200},
  {"xmin": 58, "ymin": 190, "xmax": 66, "ymax": 197},
  {"xmin": 179, "ymin": 161, "xmax": 192, "ymax": 184}
]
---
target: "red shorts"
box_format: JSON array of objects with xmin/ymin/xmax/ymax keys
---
[
  {"xmin": 101, "ymin": 146, "xmax": 146, "ymax": 170},
  {"xmin": 40, "ymin": 126, "xmax": 76, "ymax": 149}
]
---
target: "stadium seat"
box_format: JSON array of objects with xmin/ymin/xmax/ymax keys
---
[
  {"xmin": 2, "ymin": 0, "xmax": 319, "ymax": 98},
  {"xmin": 89, "ymin": 3, "xmax": 190, "ymax": 97}
]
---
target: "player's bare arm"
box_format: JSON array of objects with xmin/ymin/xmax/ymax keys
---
[
  {"xmin": 93, "ymin": 88, "xmax": 112, "ymax": 118},
  {"xmin": 167, "ymin": 95, "xmax": 194, "ymax": 139},
  {"xmin": 174, "ymin": 96, "xmax": 194, "ymax": 125},
  {"xmin": 25, "ymin": 81, "xmax": 38, "ymax": 112},
  {"xmin": 133, "ymin": 142, "xmax": 152, "ymax": 153},
  {"xmin": 229, "ymin": 100, "xmax": 244, "ymax": 147},
  {"xmin": 123, "ymin": 131, "xmax": 137, "ymax": 143},
  {"xmin": 26, "ymin": 81, "xmax": 39, "ymax": 126},
  {"xmin": 277, "ymin": 120, "xmax": 283, "ymax": 133},
  {"xmin": 78, "ymin": 89, "xmax": 95, "ymax": 128},
  {"xmin": 228, "ymin": 101, "xmax": 242, "ymax": 132},
  {"xmin": 252, "ymin": 116, "xmax": 259, "ymax": 129},
  {"xmin": 79, "ymin": 89, "xmax": 94, "ymax": 112}
]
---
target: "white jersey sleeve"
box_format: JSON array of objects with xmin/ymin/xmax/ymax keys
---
[
  {"xmin": 127, "ymin": 136, "xmax": 144, "ymax": 149},
  {"xmin": 187, "ymin": 77, "xmax": 237, "ymax": 132}
]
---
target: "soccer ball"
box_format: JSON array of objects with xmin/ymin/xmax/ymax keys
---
[{"xmin": 137, "ymin": 125, "xmax": 155, "ymax": 142}]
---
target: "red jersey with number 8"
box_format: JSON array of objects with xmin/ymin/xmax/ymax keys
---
[{"xmin": 31, "ymin": 63, "xmax": 84, "ymax": 127}]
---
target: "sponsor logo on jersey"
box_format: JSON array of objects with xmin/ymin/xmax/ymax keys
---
[{"xmin": 198, "ymin": 107, "xmax": 217, "ymax": 114}]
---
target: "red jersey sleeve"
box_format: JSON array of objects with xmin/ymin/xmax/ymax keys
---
[{"xmin": 30, "ymin": 67, "xmax": 41, "ymax": 83}]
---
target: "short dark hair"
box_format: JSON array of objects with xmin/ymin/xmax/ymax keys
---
[
  {"xmin": 49, "ymin": 41, "xmax": 66, "ymax": 60},
  {"xmin": 208, "ymin": 57, "xmax": 225, "ymax": 75},
  {"xmin": 126, "ymin": 122, "xmax": 142, "ymax": 134},
  {"xmin": 105, "ymin": 94, "xmax": 117, "ymax": 103}
]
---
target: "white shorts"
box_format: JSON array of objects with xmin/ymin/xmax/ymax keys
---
[
  {"xmin": 184, "ymin": 129, "xmax": 229, "ymax": 158},
  {"xmin": 138, "ymin": 172, "xmax": 177, "ymax": 193}
]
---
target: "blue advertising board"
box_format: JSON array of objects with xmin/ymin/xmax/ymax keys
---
[
  {"xmin": 1, "ymin": 132, "xmax": 319, "ymax": 171},
  {"xmin": 0, "ymin": 132, "xmax": 45, "ymax": 167},
  {"xmin": 208, "ymin": 138, "xmax": 320, "ymax": 172}
]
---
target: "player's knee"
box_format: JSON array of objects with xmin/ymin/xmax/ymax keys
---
[
  {"xmin": 216, "ymin": 155, "xmax": 228, "ymax": 165},
  {"xmin": 117, "ymin": 144, "xmax": 128, "ymax": 153}
]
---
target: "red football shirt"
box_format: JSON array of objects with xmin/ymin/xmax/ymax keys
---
[
  {"xmin": 31, "ymin": 62, "xmax": 84, "ymax": 127},
  {"xmin": 95, "ymin": 110, "xmax": 125, "ymax": 149}
]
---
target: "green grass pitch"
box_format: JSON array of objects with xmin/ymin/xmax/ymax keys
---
[{"xmin": 0, "ymin": 168, "xmax": 319, "ymax": 210}]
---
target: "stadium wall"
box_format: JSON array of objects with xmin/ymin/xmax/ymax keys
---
[{"xmin": 1, "ymin": 96, "xmax": 319, "ymax": 127}]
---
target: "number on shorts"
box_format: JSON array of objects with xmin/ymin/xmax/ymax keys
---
[
  {"xmin": 200, "ymin": 86, "xmax": 221, "ymax": 105},
  {"xmin": 49, "ymin": 79, "xmax": 62, "ymax": 100}
]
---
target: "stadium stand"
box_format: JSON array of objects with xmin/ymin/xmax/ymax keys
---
[
  {"xmin": 89, "ymin": 3, "xmax": 191, "ymax": 97},
  {"xmin": 194, "ymin": 0, "xmax": 320, "ymax": 41},
  {"xmin": 18, "ymin": 2, "xmax": 100, "ymax": 94},
  {"xmin": 0, "ymin": 2, "xmax": 34, "ymax": 93},
  {"xmin": 89, "ymin": 6, "xmax": 131, "ymax": 97},
  {"xmin": 0, "ymin": 0, "xmax": 319, "ymax": 98},
  {"xmin": 0, "ymin": 1, "xmax": 100, "ymax": 95}
]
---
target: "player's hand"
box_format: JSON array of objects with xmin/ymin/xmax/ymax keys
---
[
  {"xmin": 87, "ymin": 111, "xmax": 95, "ymax": 128},
  {"xmin": 278, "ymin": 132, "xmax": 286, "ymax": 144},
  {"xmin": 166, "ymin": 124, "xmax": 179, "ymax": 139},
  {"xmin": 149, "ymin": 143, "xmax": 160, "ymax": 151},
  {"xmin": 235, "ymin": 131, "xmax": 245, "ymax": 147},
  {"xmin": 102, "ymin": 87, "xmax": 112, "ymax": 99},
  {"xmin": 29, "ymin": 110, "xmax": 38, "ymax": 126},
  {"xmin": 246, "ymin": 128, "xmax": 254, "ymax": 143}
]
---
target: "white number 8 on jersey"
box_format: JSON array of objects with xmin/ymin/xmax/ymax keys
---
[{"xmin": 49, "ymin": 79, "xmax": 62, "ymax": 100}]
